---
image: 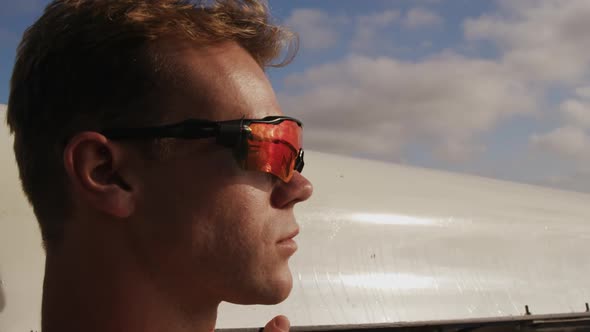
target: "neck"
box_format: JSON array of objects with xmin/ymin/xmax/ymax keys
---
[{"xmin": 41, "ymin": 232, "xmax": 218, "ymax": 332}]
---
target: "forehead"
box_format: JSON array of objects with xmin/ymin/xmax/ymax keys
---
[{"xmin": 156, "ymin": 40, "xmax": 282, "ymax": 122}]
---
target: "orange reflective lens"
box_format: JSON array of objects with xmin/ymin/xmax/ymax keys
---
[{"xmin": 243, "ymin": 119, "xmax": 302, "ymax": 182}]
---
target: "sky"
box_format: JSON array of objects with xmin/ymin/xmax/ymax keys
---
[{"xmin": 1, "ymin": 0, "xmax": 590, "ymax": 193}]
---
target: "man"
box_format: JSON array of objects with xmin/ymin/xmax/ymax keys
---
[{"xmin": 6, "ymin": 1, "xmax": 313, "ymax": 331}]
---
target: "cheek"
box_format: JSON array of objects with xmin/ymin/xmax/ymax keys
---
[
  {"xmin": 135, "ymin": 154, "xmax": 276, "ymax": 260},
  {"xmin": 211, "ymin": 189, "xmax": 271, "ymax": 249},
  {"xmin": 204, "ymin": 186, "xmax": 278, "ymax": 269}
]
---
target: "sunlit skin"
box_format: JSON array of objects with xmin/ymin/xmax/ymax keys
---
[{"xmin": 42, "ymin": 41, "xmax": 313, "ymax": 332}]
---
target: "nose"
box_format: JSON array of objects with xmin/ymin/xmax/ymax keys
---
[{"xmin": 271, "ymin": 172, "xmax": 313, "ymax": 209}]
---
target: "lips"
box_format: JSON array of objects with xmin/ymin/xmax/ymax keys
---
[
  {"xmin": 278, "ymin": 228, "xmax": 299, "ymax": 244},
  {"xmin": 276, "ymin": 227, "xmax": 299, "ymax": 256}
]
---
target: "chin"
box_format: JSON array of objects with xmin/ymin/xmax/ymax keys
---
[
  {"xmin": 260, "ymin": 280, "xmax": 293, "ymax": 304},
  {"xmin": 263, "ymin": 265, "xmax": 294, "ymax": 304},
  {"xmin": 228, "ymin": 268, "xmax": 294, "ymax": 305}
]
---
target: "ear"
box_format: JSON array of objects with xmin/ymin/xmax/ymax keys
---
[{"xmin": 63, "ymin": 132, "xmax": 135, "ymax": 219}]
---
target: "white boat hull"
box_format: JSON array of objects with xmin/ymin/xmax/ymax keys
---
[{"xmin": 1, "ymin": 121, "xmax": 589, "ymax": 330}]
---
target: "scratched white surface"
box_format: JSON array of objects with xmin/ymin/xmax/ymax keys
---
[
  {"xmin": 1, "ymin": 118, "xmax": 590, "ymax": 331},
  {"xmin": 217, "ymin": 151, "xmax": 590, "ymax": 329}
]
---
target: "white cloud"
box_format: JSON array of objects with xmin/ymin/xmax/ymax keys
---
[
  {"xmin": 403, "ymin": 7, "xmax": 443, "ymax": 29},
  {"xmin": 421, "ymin": 41, "xmax": 433, "ymax": 48},
  {"xmin": 537, "ymin": 169, "xmax": 590, "ymax": 193},
  {"xmin": 0, "ymin": 104, "xmax": 14, "ymax": 170},
  {"xmin": 380, "ymin": 0, "xmax": 440, "ymax": 5},
  {"xmin": 280, "ymin": 1, "xmax": 590, "ymax": 192},
  {"xmin": 575, "ymin": 86, "xmax": 590, "ymax": 99},
  {"xmin": 560, "ymin": 99, "xmax": 590, "ymax": 128},
  {"xmin": 531, "ymin": 95, "xmax": 590, "ymax": 181},
  {"xmin": 531, "ymin": 126, "xmax": 590, "ymax": 159},
  {"xmin": 284, "ymin": 9, "xmax": 346, "ymax": 50},
  {"xmin": 281, "ymin": 53, "xmax": 536, "ymax": 162},
  {"xmin": 464, "ymin": 0, "xmax": 590, "ymax": 192},
  {"xmin": 350, "ymin": 10, "xmax": 400, "ymax": 52},
  {"xmin": 1, "ymin": 105, "xmax": 8, "ymax": 139},
  {"xmin": 464, "ymin": 0, "xmax": 590, "ymax": 83},
  {"xmin": 359, "ymin": 10, "xmax": 400, "ymax": 28}
]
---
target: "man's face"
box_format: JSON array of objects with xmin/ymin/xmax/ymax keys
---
[{"xmin": 122, "ymin": 41, "xmax": 313, "ymax": 307}]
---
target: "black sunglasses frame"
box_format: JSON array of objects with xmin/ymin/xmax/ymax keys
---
[{"xmin": 99, "ymin": 115, "xmax": 305, "ymax": 175}]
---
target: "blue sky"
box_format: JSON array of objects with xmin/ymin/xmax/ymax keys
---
[{"xmin": 1, "ymin": 0, "xmax": 590, "ymax": 193}]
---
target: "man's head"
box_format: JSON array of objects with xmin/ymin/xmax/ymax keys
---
[{"xmin": 7, "ymin": 0, "xmax": 312, "ymax": 307}]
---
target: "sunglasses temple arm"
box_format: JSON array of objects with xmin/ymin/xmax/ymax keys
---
[
  {"xmin": 216, "ymin": 121, "xmax": 245, "ymax": 148},
  {"xmin": 100, "ymin": 121, "xmax": 218, "ymax": 140},
  {"xmin": 295, "ymin": 149, "xmax": 305, "ymax": 173}
]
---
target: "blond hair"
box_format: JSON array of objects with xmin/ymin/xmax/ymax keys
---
[{"xmin": 6, "ymin": 0, "xmax": 297, "ymax": 250}]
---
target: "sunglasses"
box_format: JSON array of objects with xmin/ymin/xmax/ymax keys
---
[{"xmin": 99, "ymin": 116, "xmax": 305, "ymax": 183}]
